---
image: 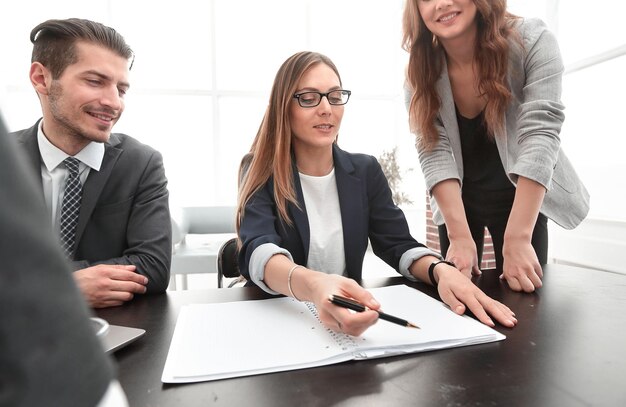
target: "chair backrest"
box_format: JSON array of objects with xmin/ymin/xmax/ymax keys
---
[
  {"xmin": 238, "ymin": 153, "xmax": 253, "ymax": 186},
  {"xmin": 217, "ymin": 237, "xmax": 241, "ymax": 288}
]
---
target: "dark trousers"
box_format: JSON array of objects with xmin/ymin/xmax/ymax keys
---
[{"xmin": 438, "ymin": 212, "xmax": 548, "ymax": 271}]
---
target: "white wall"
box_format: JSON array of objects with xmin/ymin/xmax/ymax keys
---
[{"xmin": 550, "ymin": 219, "xmax": 626, "ymax": 274}]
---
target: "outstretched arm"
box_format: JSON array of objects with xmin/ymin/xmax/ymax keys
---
[
  {"xmin": 263, "ymin": 254, "xmax": 381, "ymax": 337},
  {"xmin": 431, "ymin": 179, "xmax": 481, "ymax": 277},
  {"xmin": 502, "ymin": 176, "xmax": 546, "ymax": 292},
  {"xmin": 409, "ymin": 255, "xmax": 517, "ymax": 328}
]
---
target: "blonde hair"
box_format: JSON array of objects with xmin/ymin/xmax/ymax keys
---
[
  {"xmin": 402, "ymin": 0, "xmax": 520, "ymax": 150},
  {"xmin": 236, "ymin": 51, "xmax": 342, "ymax": 232}
]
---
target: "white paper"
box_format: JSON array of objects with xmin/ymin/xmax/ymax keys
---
[{"xmin": 162, "ymin": 285, "xmax": 505, "ymax": 383}]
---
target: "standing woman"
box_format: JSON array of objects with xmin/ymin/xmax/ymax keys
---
[
  {"xmin": 237, "ymin": 51, "xmax": 517, "ymax": 337},
  {"xmin": 402, "ymin": 0, "xmax": 589, "ymax": 292}
]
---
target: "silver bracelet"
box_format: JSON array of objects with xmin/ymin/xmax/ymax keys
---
[{"xmin": 287, "ymin": 265, "xmax": 302, "ymax": 301}]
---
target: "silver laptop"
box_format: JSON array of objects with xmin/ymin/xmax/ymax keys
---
[{"xmin": 92, "ymin": 318, "xmax": 146, "ymax": 353}]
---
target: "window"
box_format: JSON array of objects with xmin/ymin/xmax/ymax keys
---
[
  {"xmin": 1, "ymin": 0, "xmax": 414, "ymax": 211},
  {"xmin": 2, "ymin": 0, "xmax": 624, "ymax": 227}
]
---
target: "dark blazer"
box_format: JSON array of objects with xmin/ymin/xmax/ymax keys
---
[
  {"xmin": 13, "ymin": 120, "xmax": 172, "ymax": 293},
  {"xmin": 0, "ymin": 114, "xmax": 115, "ymax": 406},
  {"xmin": 238, "ymin": 144, "xmax": 425, "ymax": 283}
]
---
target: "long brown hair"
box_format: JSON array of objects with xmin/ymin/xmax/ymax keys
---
[
  {"xmin": 402, "ymin": 0, "xmax": 520, "ymax": 150},
  {"xmin": 236, "ymin": 51, "xmax": 342, "ymax": 232}
]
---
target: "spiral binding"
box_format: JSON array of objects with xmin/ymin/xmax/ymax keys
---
[{"xmin": 304, "ymin": 301, "xmax": 358, "ymax": 351}]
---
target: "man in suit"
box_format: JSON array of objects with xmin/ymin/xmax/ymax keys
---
[
  {"xmin": 1, "ymin": 112, "xmax": 128, "ymax": 406},
  {"xmin": 12, "ymin": 18, "xmax": 171, "ymax": 308}
]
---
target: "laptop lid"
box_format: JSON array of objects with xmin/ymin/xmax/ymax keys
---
[{"xmin": 92, "ymin": 318, "xmax": 146, "ymax": 353}]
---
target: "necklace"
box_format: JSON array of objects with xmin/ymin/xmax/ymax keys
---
[{"xmin": 297, "ymin": 160, "xmax": 334, "ymax": 176}]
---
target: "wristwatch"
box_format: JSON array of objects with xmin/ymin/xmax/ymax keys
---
[{"xmin": 427, "ymin": 260, "xmax": 455, "ymax": 287}]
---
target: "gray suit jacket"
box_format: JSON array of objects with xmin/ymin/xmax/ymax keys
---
[
  {"xmin": 410, "ymin": 18, "xmax": 590, "ymax": 229},
  {"xmin": 13, "ymin": 120, "xmax": 172, "ymax": 292},
  {"xmin": 0, "ymin": 114, "xmax": 115, "ymax": 406}
]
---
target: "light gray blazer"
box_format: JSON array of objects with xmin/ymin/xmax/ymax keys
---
[{"xmin": 407, "ymin": 18, "xmax": 589, "ymax": 229}]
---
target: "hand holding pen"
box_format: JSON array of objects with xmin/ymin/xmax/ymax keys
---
[{"xmin": 329, "ymin": 294, "xmax": 420, "ymax": 329}]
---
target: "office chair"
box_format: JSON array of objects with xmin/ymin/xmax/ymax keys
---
[{"xmin": 217, "ymin": 237, "xmax": 244, "ymax": 288}]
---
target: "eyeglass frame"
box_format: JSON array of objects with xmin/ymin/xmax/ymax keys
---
[{"xmin": 292, "ymin": 89, "xmax": 352, "ymax": 108}]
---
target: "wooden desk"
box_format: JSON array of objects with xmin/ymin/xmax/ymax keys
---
[{"xmin": 96, "ymin": 264, "xmax": 626, "ymax": 406}]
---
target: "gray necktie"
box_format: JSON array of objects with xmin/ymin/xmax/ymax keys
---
[{"xmin": 59, "ymin": 157, "xmax": 83, "ymax": 258}]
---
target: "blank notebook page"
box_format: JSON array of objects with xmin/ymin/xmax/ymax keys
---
[{"xmin": 162, "ymin": 284, "xmax": 504, "ymax": 383}]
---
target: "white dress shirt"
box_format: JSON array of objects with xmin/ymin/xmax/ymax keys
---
[{"xmin": 37, "ymin": 122, "xmax": 104, "ymax": 230}]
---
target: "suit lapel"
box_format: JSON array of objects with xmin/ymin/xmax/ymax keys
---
[
  {"xmin": 289, "ymin": 161, "xmax": 311, "ymax": 263},
  {"xmin": 74, "ymin": 135, "xmax": 122, "ymax": 245},
  {"xmin": 16, "ymin": 121, "xmax": 46, "ymax": 198},
  {"xmin": 287, "ymin": 146, "xmax": 366, "ymax": 275},
  {"xmin": 333, "ymin": 145, "xmax": 364, "ymax": 277},
  {"xmin": 436, "ymin": 60, "xmax": 464, "ymax": 176}
]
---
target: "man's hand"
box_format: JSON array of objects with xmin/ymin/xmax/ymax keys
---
[{"xmin": 73, "ymin": 264, "xmax": 148, "ymax": 308}]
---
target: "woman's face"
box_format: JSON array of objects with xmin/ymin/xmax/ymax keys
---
[
  {"xmin": 289, "ymin": 63, "xmax": 344, "ymax": 153},
  {"xmin": 417, "ymin": 0, "xmax": 478, "ymax": 43}
]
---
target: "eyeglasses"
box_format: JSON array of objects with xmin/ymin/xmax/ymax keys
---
[{"xmin": 292, "ymin": 90, "xmax": 351, "ymax": 108}]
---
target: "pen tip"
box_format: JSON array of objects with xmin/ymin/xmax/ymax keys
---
[{"xmin": 408, "ymin": 323, "xmax": 420, "ymax": 329}]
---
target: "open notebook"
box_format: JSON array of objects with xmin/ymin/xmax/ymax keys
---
[{"xmin": 162, "ymin": 284, "xmax": 505, "ymax": 383}]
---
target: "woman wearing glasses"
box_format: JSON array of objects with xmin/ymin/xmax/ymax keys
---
[
  {"xmin": 403, "ymin": 1, "xmax": 589, "ymax": 292},
  {"xmin": 236, "ymin": 51, "xmax": 517, "ymax": 336}
]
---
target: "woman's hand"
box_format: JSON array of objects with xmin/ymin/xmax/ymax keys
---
[
  {"xmin": 446, "ymin": 236, "xmax": 481, "ymax": 278},
  {"xmin": 434, "ymin": 263, "xmax": 517, "ymax": 328},
  {"xmin": 501, "ymin": 237, "xmax": 543, "ymax": 292},
  {"xmin": 501, "ymin": 176, "xmax": 546, "ymax": 293},
  {"xmin": 264, "ymin": 257, "xmax": 380, "ymax": 336},
  {"xmin": 430, "ymin": 179, "xmax": 481, "ymax": 278},
  {"xmin": 307, "ymin": 273, "xmax": 380, "ymax": 336}
]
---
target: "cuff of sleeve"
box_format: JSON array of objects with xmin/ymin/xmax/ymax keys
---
[
  {"xmin": 399, "ymin": 247, "xmax": 443, "ymax": 282},
  {"xmin": 249, "ymin": 243, "xmax": 293, "ymax": 295}
]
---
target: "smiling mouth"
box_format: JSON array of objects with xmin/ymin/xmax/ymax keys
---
[
  {"xmin": 88, "ymin": 112, "xmax": 115, "ymax": 122},
  {"xmin": 314, "ymin": 124, "xmax": 333, "ymax": 130},
  {"xmin": 438, "ymin": 12, "xmax": 459, "ymax": 23}
]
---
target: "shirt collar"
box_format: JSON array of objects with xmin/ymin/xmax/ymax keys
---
[{"xmin": 37, "ymin": 121, "xmax": 105, "ymax": 172}]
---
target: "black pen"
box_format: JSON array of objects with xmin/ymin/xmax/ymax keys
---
[{"xmin": 329, "ymin": 294, "xmax": 420, "ymax": 329}]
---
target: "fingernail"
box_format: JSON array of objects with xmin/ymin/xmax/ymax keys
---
[
  {"xmin": 370, "ymin": 299, "xmax": 380, "ymax": 307},
  {"xmin": 455, "ymin": 305, "xmax": 464, "ymax": 313}
]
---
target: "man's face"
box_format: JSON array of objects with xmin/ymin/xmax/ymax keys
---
[{"xmin": 45, "ymin": 41, "xmax": 130, "ymax": 147}]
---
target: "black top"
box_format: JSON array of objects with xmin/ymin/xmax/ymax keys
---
[{"xmin": 457, "ymin": 108, "xmax": 515, "ymax": 214}]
